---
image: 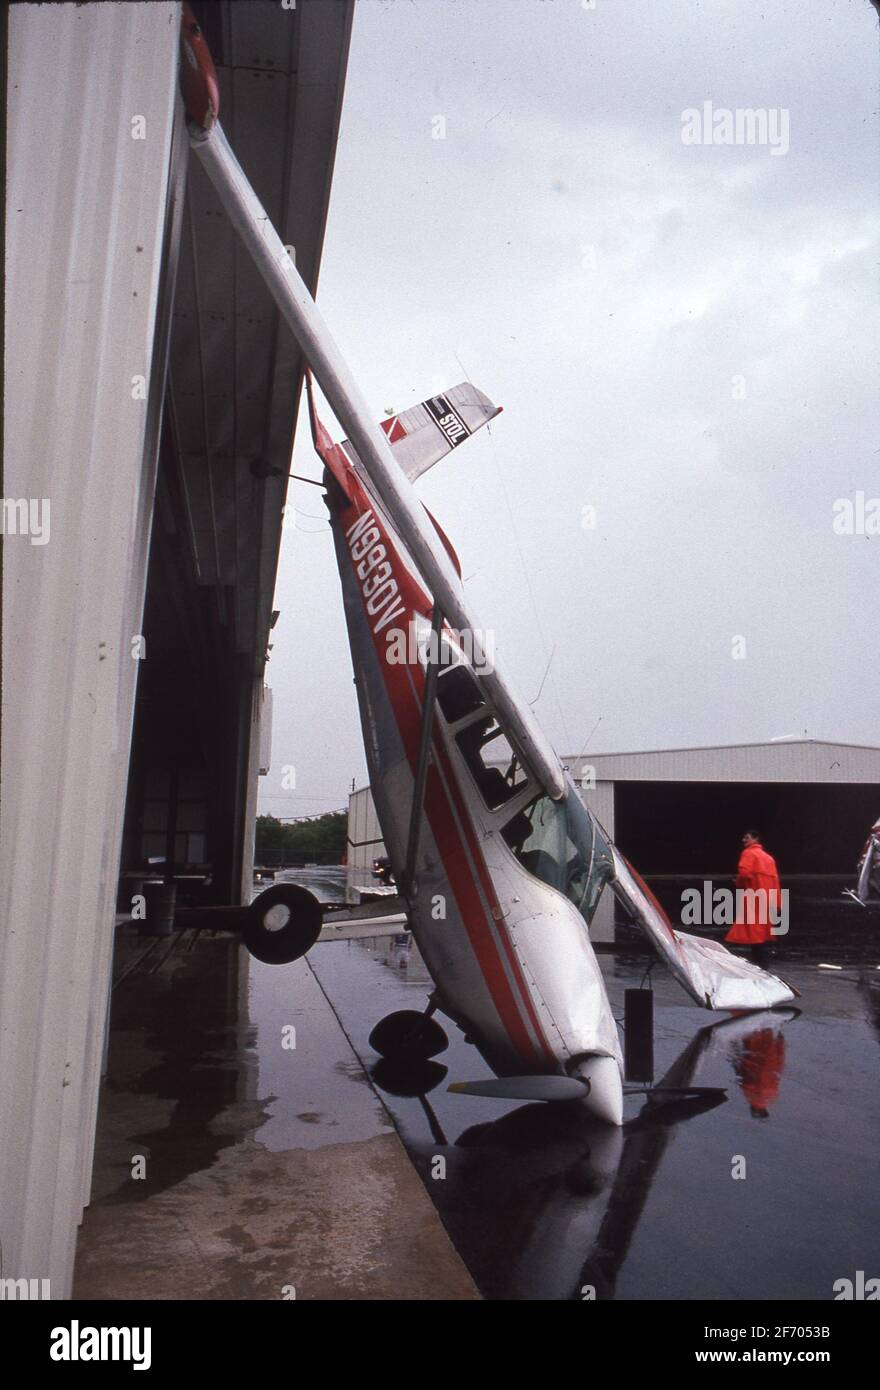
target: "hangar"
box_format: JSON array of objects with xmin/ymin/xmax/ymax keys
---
[
  {"xmin": 568, "ymin": 740, "xmax": 880, "ymax": 939},
  {"xmin": 570, "ymin": 740, "xmax": 879, "ymax": 876},
  {"xmin": 2, "ymin": 0, "xmax": 353, "ymax": 1299},
  {"xmin": 349, "ymin": 740, "xmax": 880, "ymax": 941}
]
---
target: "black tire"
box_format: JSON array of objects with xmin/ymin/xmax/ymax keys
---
[
  {"xmin": 243, "ymin": 884, "xmax": 322, "ymax": 965},
  {"xmin": 368, "ymin": 1009, "xmax": 448, "ymax": 1060}
]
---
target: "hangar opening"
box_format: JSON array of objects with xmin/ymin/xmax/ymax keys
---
[
  {"xmin": 350, "ymin": 741, "xmax": 880, "ymax": 941},
  {"xmin": 613, "ymin": 781, "xmax": 879, "ymax": 878},
  {"xmin": 568, "ymin": 740, "xmax": 880, "ymax": 940}
]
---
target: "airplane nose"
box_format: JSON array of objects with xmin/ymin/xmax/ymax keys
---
[{"xmin": 569, "ymin": 1054, "xmax": 624, "ymax": 1126}]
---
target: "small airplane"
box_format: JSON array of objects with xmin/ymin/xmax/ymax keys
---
[
  {"xmin": 179, "ymin": 6, "xmax": 796, "ymax": 1127},
  {"xmin": 298, "ymin": 376, "xmax": 796, "ymax": 1125}
]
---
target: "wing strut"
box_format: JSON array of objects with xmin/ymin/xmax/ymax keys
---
[
  {"xmin": 402, "ymin": 604, "xmax": 444, "ymax": 897},
  {"xmin": 177, "ymin": 6, "xmax": 565, "ymax": 801}
]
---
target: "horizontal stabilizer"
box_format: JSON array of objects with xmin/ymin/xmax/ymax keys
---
[
  {"xmin": 610, "ymin": 852, "xmax": 796, "ymax": 1011},
  {"xmin": 449, "ymin": 1075, "xmax": 589, "ymax": 1103},
  {"xmin": 344, "ymin": 383, "xmax": 501, "ymax": 484}
]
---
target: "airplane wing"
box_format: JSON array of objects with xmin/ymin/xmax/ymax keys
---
[{"xmin": 609, "ymin": 852, "xmax": 797, "ymax": 1010}]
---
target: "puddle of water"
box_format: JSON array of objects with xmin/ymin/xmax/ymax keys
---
[
  {"xmin": 108, "ymin": 867, "xmax": 879, "ymax": 1298},
  {"xmin": 247, "ymin": 953, "xmax": 394, "ymax": 1151},
  {"xmin": 308, "ymin": 933, "xmax": 880, "ymax": 1301}
]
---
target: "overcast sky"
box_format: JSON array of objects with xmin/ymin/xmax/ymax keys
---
[{"xmin": 259, "ymin": 0, "xmax": 879, "ymax": 819}]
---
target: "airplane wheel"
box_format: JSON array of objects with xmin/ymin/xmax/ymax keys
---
[
  {"xmin": 369, "ymin": 1010, "xmax": 448, "ymax": 1060},
  {"xmin": 243, "ymin": 885, "xmax": 322, "ymax": 965}
]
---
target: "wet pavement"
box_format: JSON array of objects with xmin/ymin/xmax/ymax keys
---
[
  {"xmin": 73, "ymin": 912, "xmax": 478, "ymax": 1300},
  {"xmin": 75, "ymin": 867, "xmax": 880, "ymax": 1301},
  {"xmin": 294, "ymin": 869, "xmax": 880, "ymax": 1301}
]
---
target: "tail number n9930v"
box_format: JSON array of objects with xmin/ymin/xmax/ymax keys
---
[{"xmin": 346, "ymin": 508, "xmax": 405, "ymax": 634}]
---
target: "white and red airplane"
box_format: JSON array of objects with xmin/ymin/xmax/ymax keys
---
[
  {"xmin": 180, "ymin": 7, "xmax": 796, "ymax": 1127},
  {"xmin": 300, "ymin": 377, "xmax": 796, "ymax": 1125}
]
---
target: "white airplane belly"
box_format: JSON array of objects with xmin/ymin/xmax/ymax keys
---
[{"xmin": 507, "ymin": 907, "xmax": 623, "ymax": 1067}]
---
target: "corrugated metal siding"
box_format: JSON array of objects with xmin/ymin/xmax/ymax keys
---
[
  {"xmin": 569, "ymin": 742, "xmax": 880, "ymax": 784},
  {"xmin": 1, "ymin": 1, "xmax": 180, "ymax": 1297},
  {"xmin": 581, "ymin": 781, "xmax": 615, "ymax": 839},
  {"xmin": 239, "ymin": 675, "xmax": 266, "ymax": 903},
  {"xmin": 347, "ymin": 786, "xmax": 386, "ymax": 873},
  {"xmin": 259, "ymin": 686, "xmax": 274, "ymax": 776},
  {"xmin": 167, "ymin": 0, "xmax": 354, "ymax": 660}
]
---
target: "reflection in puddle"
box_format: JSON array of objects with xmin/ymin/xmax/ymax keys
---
[{"xmin": 309, "ymin": 933, "xmax": 880, "ymax": 1300}]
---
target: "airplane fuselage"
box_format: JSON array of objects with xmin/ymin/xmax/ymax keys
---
[{"xmin": 327, "ymin": 470, "xmax": 624, "ymax": 1124}]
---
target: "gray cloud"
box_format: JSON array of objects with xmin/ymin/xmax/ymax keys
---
[{"xmin": 261, "ymin": 0, "xmax": 878, "ymax": 817}]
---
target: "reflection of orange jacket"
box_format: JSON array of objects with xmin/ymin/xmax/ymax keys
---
[
  {"xmin": 733, "ymin": 1028, "xmax": 785, "ymax": 1111},
  {"xmin": 725, "ymin": 844, "xmax": 780, "ymax": 945}
]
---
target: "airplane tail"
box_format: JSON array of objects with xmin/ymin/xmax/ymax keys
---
[
  {"xmin": 306, "ymin": 373, "xmax": 501, "ymax": 495},
  {"xmin": 356, "ymin": 383, "xmax": 502, "ymax": 483},
  {"xmin": 305, "ymin": 370, "xmax": 355, "ymax": 499},
  {"xmin": 609, "ymin": 852, "xmax": 797, "ymax": 1011},
  {"xmin": 306, "ymin": 374, "xmax": 501, "ymax": 579}
]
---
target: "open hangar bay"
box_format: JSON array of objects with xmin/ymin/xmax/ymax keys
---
[{"xmin": 349, "ymin": 739, "xmax": 880, "ymax": 942}]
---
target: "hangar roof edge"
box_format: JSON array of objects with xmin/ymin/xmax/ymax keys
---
[{"xmin": 564, "ymin": 739, "xmax": 880, "ymax": 760}]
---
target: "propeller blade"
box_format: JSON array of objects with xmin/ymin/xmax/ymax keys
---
[{"xmin": 448, "ymin": 1075, "xmax": 589, "ymax": 1102}]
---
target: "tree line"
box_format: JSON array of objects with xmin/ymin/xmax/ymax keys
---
[{"xmin": 255, "ymin": 811, "xmax": 347, "ymax": 864}]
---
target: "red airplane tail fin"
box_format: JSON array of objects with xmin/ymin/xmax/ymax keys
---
[
  {"xmin": 306, "ymin": 373, "xmax": 493, "ymax": 578},
  {"xmin": 305, "ymin": 370, "xmax": 355, "ymax": 501}
]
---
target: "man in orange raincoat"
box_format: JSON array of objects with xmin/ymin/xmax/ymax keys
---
[{"xmin": 725, "ymin": 830, "xmax": 781, "ymax": 962}]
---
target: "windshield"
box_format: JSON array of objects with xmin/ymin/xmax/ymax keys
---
[{"xmin": 501, "ymin": 784, "xmax": 615, "ymax": 926}]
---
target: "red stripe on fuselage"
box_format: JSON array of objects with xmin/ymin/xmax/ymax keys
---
[
  {"xmin": 334, "ymin": 480, "xmax": 553, "ymax": 1067},
  {"xmin": 424, "ymin": 730, "xmax": 554, "ymax": 1065}
]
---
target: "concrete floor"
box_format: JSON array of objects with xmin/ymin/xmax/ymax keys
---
[{"xmin": 73, "ymin": 929, "xmax": 478, "ymax": 1300}]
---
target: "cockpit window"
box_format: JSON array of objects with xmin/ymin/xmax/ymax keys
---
[
  {"xmin": 456, "ymin": 717, "xmax": 529, "ymax": 809},
  {"xmin": 501, "ymin": 787, "xmax": 614, "ymax": 926},
  {"xmin": 436, "ymin": 663, "xmax": 485, "ymax": 723}
]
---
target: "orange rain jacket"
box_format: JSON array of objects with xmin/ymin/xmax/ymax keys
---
[{"xmin": 725, "ymin": 842, "xmax": 781, "ymax": 945}]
